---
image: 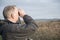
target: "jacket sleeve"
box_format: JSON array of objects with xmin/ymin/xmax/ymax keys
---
[
  {"xmin": 23, "ymin": 15, "xmax": 38, "ymax": 28},
  {"xmin": 20, "ymin": 15, "xmax": 38, "ymax": 36},
  {"xmin": 0, "ymin": 23, "xmax": 3, "ymax": 35},
  {"xmin": 0, "ymin": 20, "xmax": 5, "ymax": 35}
]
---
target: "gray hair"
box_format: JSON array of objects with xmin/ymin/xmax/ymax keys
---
[{"xmin": 3, "ymin": 5, "xmax": 17, "ymax": 19}]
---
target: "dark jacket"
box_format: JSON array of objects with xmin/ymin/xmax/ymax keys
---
[{"xmin": 0, "ymin": 15, "xmax": 38, "ymax": 40}]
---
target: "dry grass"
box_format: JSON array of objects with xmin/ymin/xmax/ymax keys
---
[{"xmin": 30, "ymin": 21, "xmax": 60, "ymax": 40}]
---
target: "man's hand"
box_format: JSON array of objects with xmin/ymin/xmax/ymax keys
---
[{"xmin": 18, "ymin": 9, "xmax": 26, "ymax": 18}]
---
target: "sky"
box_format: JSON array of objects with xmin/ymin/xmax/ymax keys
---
[{"xmin": 0, "ymin": 0, "xmax": 60, "ymax": 19}]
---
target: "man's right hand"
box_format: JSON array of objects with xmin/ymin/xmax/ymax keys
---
[{"xmin": 18, "ymin": 9, "xmax": 26, "ymax": 18}]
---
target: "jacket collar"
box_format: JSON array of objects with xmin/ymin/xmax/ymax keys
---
[{"xmin": 5, "ymin": 18, "xmax": 21, "ymax": 24}]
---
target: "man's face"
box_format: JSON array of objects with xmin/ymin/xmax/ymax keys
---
[{"xmin": 13, "ymin": 7, "xmax": 19, "ymax": 21}]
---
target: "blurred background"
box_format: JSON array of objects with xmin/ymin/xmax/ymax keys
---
[{"xmin": 0, "ymin": 0, "xmax": 60, "ymax": 19}]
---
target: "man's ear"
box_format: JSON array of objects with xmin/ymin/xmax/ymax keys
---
[{"xmin": 11, "ymin": 14, "xmax": 14, "ymax": 19}]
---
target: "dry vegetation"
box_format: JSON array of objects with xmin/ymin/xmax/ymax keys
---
[{"xmin": 30, "ymin": 21, "xmax": 60, "ymax": 40}]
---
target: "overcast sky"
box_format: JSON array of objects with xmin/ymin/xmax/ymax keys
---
[{"xmin": 0, "ymin": 0, "xmax": 60, "ymax": 19}]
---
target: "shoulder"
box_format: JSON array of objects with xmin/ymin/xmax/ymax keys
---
[{"xmin": 0, "ymin": 20, "xmax": 6, "ymax": 26}]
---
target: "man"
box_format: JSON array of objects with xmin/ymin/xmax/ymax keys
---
[{"xmin": 0, "ymin": 5, "xmax": 38, "ymax": 40}]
